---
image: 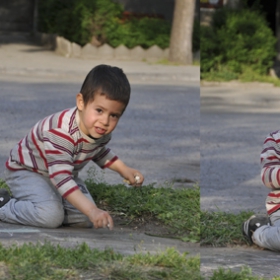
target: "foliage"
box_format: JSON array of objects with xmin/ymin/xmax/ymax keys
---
[
  {"xmin": 192, "ymin": 19, "xmax": 200, "ymax": 53},
  {"xmin": 38, "ymin": 0, "xmax": 199, "ymax": 51},
  {"xmin": 201, "ymin": 7, "xmax": 277, "ymax": 80},
  {"xmin": 38, "ymin": 0, "xmax": 96, "ymax": 46},
  {"xmin": 38, "ymin": 0, "xmax": 171, "ymax": 49},
  {"xmin": 104, "ymin": 17, "xmax": 171, "ymax": 49}
]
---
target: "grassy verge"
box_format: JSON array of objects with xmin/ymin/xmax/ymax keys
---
[
  {"xmin": 201, "ymin": 68, "xmax": 280, "ymax": 87},
  {"xmin": 86, "ymin": 180, "xmax": 200, "ymax": 243},
  {"xmin": 0, "ymin": 242, "xmax": 201, "ymax": 280},
  {"xmin": 210, "ymin": 267, "xmax": 260, "ymax": 280},
  {"xmin": 0, "ymin": 241, "xmax": 278, "ymax": 280},
  {"xmin": 209, "ymin": 267, "xmax": 280, "ymax": 280},
  {"xmin": 200, "ymin": 210, "xmax": 254, "ymax": 247}
]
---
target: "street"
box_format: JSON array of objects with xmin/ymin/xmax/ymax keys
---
[
  {"xmin": 201, "ymin": 82, "xmax": 280, "ymax": 213},
  {"xmin": 0, "ymin": 78, "xmax": 199, "ymax": 187}
]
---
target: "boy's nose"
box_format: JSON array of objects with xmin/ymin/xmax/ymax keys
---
[{"xmin": 101, "ymin": 115, "xmax": 109, "ymax": 126}]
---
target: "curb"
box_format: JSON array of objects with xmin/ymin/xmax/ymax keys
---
[{"xmin": 35, "ymin": 32, "xmax": 200, "ymax": 63}]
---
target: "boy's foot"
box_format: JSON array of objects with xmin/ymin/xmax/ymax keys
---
[
  {"xmin": 242, "ymin": 214, "xmax": 270, "ymax": 245},
  {"xmin": 0, "ymin": 189, "xmax": 10, "ymax": 208}
]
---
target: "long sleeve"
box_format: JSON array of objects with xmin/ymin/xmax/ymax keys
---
[
  {"xmin": 6, "ymin": 107, "xmax": 118, "ymax": 198},
  {"xmin": 43, "ymin": 128, "xmax": 79, "ymax": 197},
  {"xmin": 261, "ymin": 130, "xmax": 280, "ymax": 189}
]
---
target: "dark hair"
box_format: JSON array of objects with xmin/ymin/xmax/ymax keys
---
[{"xmin": 80, "ymin": 64, "xmax": 131, "ymax": 109}]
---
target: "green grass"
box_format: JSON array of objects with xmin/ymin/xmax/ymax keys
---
[
  {"xmin": 200, "ymin": 210, "xmax": 254, "ymax": 247},
  {"xmin": 209, "ymin": 266, "xmax": 280, "ymax": 280},
  {"xmin": 155, "ymin": 58, "xmax": 200, "ymax": 66},
  {"xmin": 0, "ymin": 242, "xmax": 201, "ymax": 280},
  {"xmin": 0, "ymin": 241, "xmax": 276, "ymax": 280},
  {"xmin": 209, "ymin": 267, "xmax": 264, "ymax": 280},
  {"xmin": 86, "ymin": 180, "xmax": 200, "ymax": 243},
  {"xmin": 201, "ymin": 67, "xmax": 280, "ymax": 87},
  {"xmin": 0, "ymin": 240, "xmax": 278, "ymax": 280}
]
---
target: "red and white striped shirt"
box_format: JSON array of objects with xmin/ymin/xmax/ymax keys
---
[
  {"xmin": 6, "ymin": 107, "xmax": 118, "ymax": 198},
  {"xmin": 261, "ymin": 130, "xmax": 280, "ymax": 214}
]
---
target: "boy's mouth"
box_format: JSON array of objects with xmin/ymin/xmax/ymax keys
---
[{"xmin": 95, "ymin": 127, "xmax": 106, "ymax": 135}]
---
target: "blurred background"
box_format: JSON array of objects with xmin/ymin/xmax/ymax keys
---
[
  {"xmin": 0, "ymin": 0, "xmax": 200, "ymax": 65},
  {"xmin": 201, "ymin": 0, "xmax": 280, "ymax": 82}
]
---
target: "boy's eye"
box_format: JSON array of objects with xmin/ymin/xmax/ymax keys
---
[
  {"xmin": 96, "ymin": 108, "xmax": 102, "ymax": 113},
  {"xmin": 111, "ymin": 114, "xmax": 119, "ymax": 119}
]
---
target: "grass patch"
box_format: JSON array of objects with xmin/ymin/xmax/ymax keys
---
[
  {"xmin": 209, "ymin": 267, "xmax": 264, "ymax": 280},
  {"xmin": 209, "ymin": 266, "xmax": 280, "ymax": 280},
  {"xmin": 86, "ymin": 180, "xmax": 200, "ymax": 243},
  {"xmin": 0, "ymin": 242, "xmax": 200, "ymax": 280},
  {"xmin": 0, "ymin": 179, "xmax": 12, "ymax": 195},
  {"xmin": 200, "ymin": 210, "xmax": 254, "ymax": 247},
  {"xmin": 155, "ymin": 58, "xmax": 200, "ymax": 66},
  {"xmin": 155, "ymin": 58, "xmax": 181, "ymax": 66},
  {"xmin": 201, "ymin": 68, "xmax": 280, "ymax": 87}
]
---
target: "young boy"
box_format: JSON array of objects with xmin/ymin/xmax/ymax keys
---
[
  {"xmin": 242, "ymin": 130, "xmax": 280, "ymax": 251},
  {"xmin": 0, "ymin": 64, "xmax": 144, "ymax": 230}
]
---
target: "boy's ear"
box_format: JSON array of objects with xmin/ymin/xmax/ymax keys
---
[{"xmin": 76, "ymin": 93, "xmax": 84, "ymax": 110}]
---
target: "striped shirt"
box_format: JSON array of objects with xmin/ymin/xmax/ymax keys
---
[
  {"xmin": 6, "ymin": 107, "xmax": 118, "ymax": 198},
  {"xmin": 261, "ymin": 130, "xmax": 280, "ymax": 215}
]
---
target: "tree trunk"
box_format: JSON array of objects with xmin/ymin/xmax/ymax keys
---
[{"xmin": 169, "ymin": 0, "xmax": 195, "ymax": 64}]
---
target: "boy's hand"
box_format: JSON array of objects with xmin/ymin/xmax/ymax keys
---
[
  {"xmin": 66, "ymin": 189, "xmax": 114, "ymax": 230},
  {"xmin": 88, "ymin": 208, "xmax": 114, "ymax": 230},
  {"xmin": 108, "ymin": 159, "xmax": 144, "ymax": 187},
  {"xmin": 122, "ymin": 168, "xmax": 144, "ymax": 187}
]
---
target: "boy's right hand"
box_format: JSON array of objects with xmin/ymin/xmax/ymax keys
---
[{"xmin": 88, "ymin": 207, "xmax": 114, "ymax": 230}]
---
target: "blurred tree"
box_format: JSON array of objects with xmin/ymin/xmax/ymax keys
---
[{"xmin": 169, "ymin": 0, "xmax": 195, "ymax": 64}]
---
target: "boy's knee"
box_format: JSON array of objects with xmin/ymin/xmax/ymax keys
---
[{"xmin": 36, "ymin": 201, "xmax": 64, "ymax": 228}]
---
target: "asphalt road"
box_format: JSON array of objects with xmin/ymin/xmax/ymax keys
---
[
  {"xmin": 0, "ymin": 78, "xmax": 200, "ymax": 189},
  {"xmin": 201, "ymin": 82, "xmax": 280, "ymax": 213}
]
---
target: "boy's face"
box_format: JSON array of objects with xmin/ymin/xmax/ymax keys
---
[{"xmin": 76, "ymin": 93, "xmax": 125, "ymax": 138}]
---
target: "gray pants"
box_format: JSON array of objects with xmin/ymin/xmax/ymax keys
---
[
  {"xmin": 0, "ymin": 169, "xmax": 94, "ymax": 228},
  {"xmin": 253, "ymin": 211, "xmax": 280, "ymax": 251}
]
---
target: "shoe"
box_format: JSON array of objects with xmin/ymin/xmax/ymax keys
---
[
  {"xmin": 0, "ymin": 189, "xmax": 10, "ymax": 208},
  {"xmin": 242, "ymin": 214, "xmax": 270, "ymax": 245}
]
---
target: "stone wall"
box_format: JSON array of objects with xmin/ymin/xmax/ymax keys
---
[{"xmin": 36, "ymin": 33, "xmax": 200, "ymax": 62}]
